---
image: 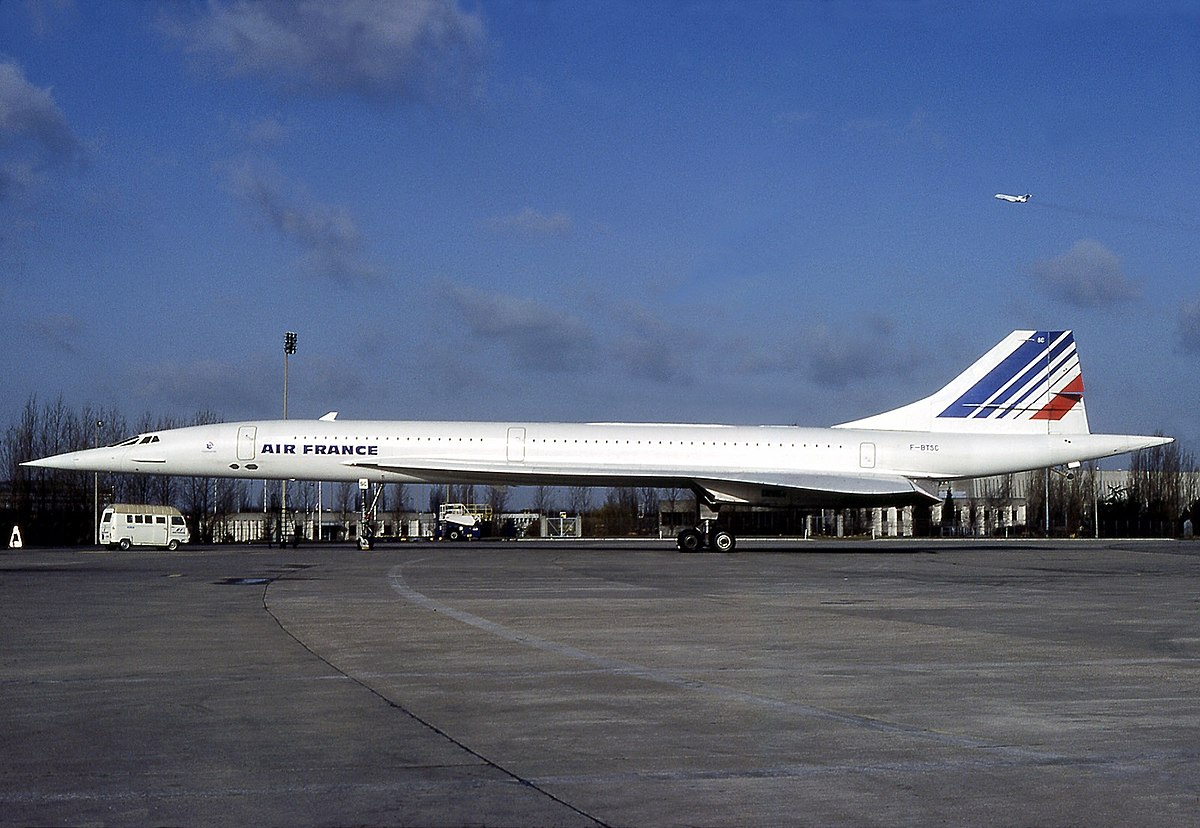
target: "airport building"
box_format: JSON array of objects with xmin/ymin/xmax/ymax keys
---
[
  {"xmin": 200, "ymin": 468, "xmax": 1196, "ymax": 545},
  {"xmin": 6, "ymin": 466, "xmax": 1194, "ymax": 548},
  {"xmin": 661, "ymin": 468, "xmax": 1197, "ymax": 540}
]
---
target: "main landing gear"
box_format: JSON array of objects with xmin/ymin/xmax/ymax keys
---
[
  {"xmin": 357, "ymin": 478, "xmax": 383, "ymax": 551},
  {"xmin": 676, "ymin": 519, "xmax": 736, "ymax": 553}
]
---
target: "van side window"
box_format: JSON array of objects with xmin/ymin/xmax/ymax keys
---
[
  {"xmin": 171, "ymin": 516, "xmax": 184, "ymax": 526},
  {"xmin": 126, "ymin": 515, "xmax": 134, "ymax": 524},
  {"xmin": 156, "ymin": 516, "xmax": 166, "ymax": 525}
]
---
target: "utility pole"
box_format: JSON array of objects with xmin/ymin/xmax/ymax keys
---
[
  {"xmin": 94, "ymin": 419, "xmax": 103, "ymax": 545},
  {"xmin": 1044, "ymin": 468, "xmax": 1050, "ymax": 536},
  {"xmin": 282, "ymin": 331, "xmax": 297, "ymax": 536}
]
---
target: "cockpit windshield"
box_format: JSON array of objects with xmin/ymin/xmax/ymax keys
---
[{"xmin": 111, "ymin": 435, "xmax": 160, "ymax": 447}]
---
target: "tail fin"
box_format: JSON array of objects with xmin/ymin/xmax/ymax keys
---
[{"xmin": 834, "ymin": 330, "xmax": 1090, "ymax": 434}]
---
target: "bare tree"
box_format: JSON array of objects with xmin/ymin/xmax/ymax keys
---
[
  {"xmin": 486, "ymin": 485, "xmax": 510, "ymax": 515},
  {"xmin": 594, "ymin": 488, "xmax": 639, "ymax": 536},
  {"xmin": 178, "ymin": 410, "xmax": 229, "ymax": 541},
  {"xmin": 531, "ymin": 485, "xmax": 556, "ymax": 516},
  {"xmin": 638, "ymin": 487, "xmax": 660, "ymax": 533},
  {"xmin": 1127, "ymin": 437, "xmax": 1198, "ymax": 526},
  {"xmin": 336, "ymin": 481, "xmax": 357, "ymax": 516},
  {"xmin": 3, "ymin": 396, "xmax": 93, "ymax": 543},
  {"xmin": 390, "ymin": 482, "xmax": 412, "ymax": 512},
  {"xmin": 567, "ymin": 486, "xmax": 591, "ymax": 515}
]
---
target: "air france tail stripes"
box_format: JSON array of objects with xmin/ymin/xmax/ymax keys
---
[
  {"xmin": 994, "ymin": 334, "xmax": 1080, "ymax": 419},
  {"xmin": 938, "ymin": 331, "xmax": 1083, "ymax": 421},
  {"xmin": 1031, "ymin": 374, "xmax": 1085, "ymax": 421},
  {"xmin": 937, "ymin": 333, "xmax": 1052, "ymax": 419}
]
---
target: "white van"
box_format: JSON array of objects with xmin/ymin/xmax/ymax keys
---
[{"xmin": 100, "ymin": 504, "xmax": 191, "ymax": 550}]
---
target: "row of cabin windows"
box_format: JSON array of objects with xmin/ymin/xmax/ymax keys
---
[
  {"xmin": 134, "ymin": 432, "xmax": 841, "ymax": 450},
  {"xmin": 280, "ymin": 435, "xmax": 844, "ymax": 450}
]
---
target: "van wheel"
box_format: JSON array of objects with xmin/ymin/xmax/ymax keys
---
[
  {"xmin": 118, "ymin": 538, "xmax": 131, "ymax": 551},
  {"xmin": 167, "ymin": 540, "xmax": 179, "ymax": 551}
]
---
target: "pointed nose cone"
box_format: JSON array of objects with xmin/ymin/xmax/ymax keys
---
[
  {"xmin": 22, "ymin": 447, "xmax": 127, "ymax": 473},
  {"xmin": 21, "ymin": 457, "xmax": 51, "ymax": 469},
  {"xmin": 21, "ymin": 454, "xmax": 79, "ymax": 470}
]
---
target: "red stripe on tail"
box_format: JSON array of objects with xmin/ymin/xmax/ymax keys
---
[{"xmin": 1031, "ymin": 375, "xmax": 1084, "ymax": 421}]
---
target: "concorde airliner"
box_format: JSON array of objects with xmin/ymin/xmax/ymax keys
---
[{"xmin": 25, "ymin": 330, "xmax": 1171, "ymax": 551}]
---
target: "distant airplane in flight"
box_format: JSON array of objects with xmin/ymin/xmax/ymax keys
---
[
  {"xmin": 995, "ymin": 193, "xmax": 1031, "ymax": 203},
  {"xmin": 26, "ymin": 330, "xmax": 1170, "ymax": 552}
]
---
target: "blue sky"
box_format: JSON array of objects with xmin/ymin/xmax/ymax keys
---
[{"xmin": 2, "ymin": 0, "xmax": 1198, "ymax": 454}]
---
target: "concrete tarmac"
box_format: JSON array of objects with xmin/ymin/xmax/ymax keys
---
[{"xmin": 1, "ymin": 538, "xmax": 1197, "ymax": 826}]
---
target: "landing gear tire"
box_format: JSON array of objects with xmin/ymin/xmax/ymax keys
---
[
  {"xmin": 677, "ymin": 528, "xmax": 703, "ymax": 553},
  {"xmin": 711, "ymin": 529, "xmax": 736, "ymax": 553}
]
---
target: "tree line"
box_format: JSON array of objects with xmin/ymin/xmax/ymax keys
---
[
  {"xmin": 1, "ymin": 396, "xmax": 248, "ymax": 545},
  {"xmin": 3, "ymin": 395, "xmax": 1197, "ymax": 544}
]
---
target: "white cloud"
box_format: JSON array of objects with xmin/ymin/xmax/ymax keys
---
[
  {"xmin": 172, "ymin": 0, "xmax": 487, "ymax": 105},
  {"xmin": 801, "ymin": 319, "xmax": 922, "ymax": 390},
  {"xmin": 722, "ymin": 317, "xmax": 922, "ymax": 391},
  {"xmin": 1179, "ymin": 299, "xmax": 1200, "ymax": 354},
  {"xmin": 28, "ymin": 313, "xmax": 86, "ymax": 355},
  {"xmin": 607, "ymin": 304, "xmax": 697, "ymax": 385},
  {"xmin": 127, "ymin": 358, "xmax": 274, "ymax": 416},
  {"xmin": 445, "ymin": 285, "xmax": 597, "ymax": 372},
  {"xmin": 0, "ymin": 60, "xmax": 85, "ymax": 198},
  {"xmin": 484, "ymin": 207, "xmax": 572, "ymax": 239},
  {"xmin": 1027, "ymin": 239, "xmax": 1138, "ymax": 308},
  {"xmin": 227, "ymin": 159, "xmax": 380, "ymax": 286}
]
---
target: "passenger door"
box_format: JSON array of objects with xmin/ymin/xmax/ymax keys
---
[
  {"xmin": 507, "ymin": 427, "xmax": 526, "ymax": 462},
  {"xmin": 859, "ymin": 442, "xmax": 877, "ymax": 469},
  {"xmin": 237, "ymin": 426, "xmax": 257, "ymax": 461}
]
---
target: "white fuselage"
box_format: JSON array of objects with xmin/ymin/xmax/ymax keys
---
[{"xmin": 39, "ymin": 418, "xmax": 1157, "ymax": 507}]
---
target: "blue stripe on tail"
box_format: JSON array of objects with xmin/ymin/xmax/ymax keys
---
[{"xmin": 938, "ymin": 331, "xmax": 1071, "ymax": 419}]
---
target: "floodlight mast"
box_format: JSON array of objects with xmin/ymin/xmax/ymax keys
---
[{"xmin": 282, "ymin": 332, "xmax": 297, "ymax": 531}]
